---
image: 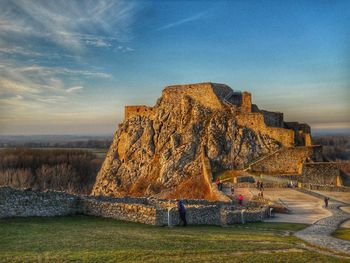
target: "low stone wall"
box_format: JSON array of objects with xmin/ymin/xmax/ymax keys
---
[
  {"xmin": 0, "ymin": 187, "xmax": 269, "ymax": 226},
  {"xmin": 300, "ymin": 183, "xmax": 350, "ymax": 192},
  {"xmin": 223, "ymin": 206, "xmax": 269, "ymax": 224},
  {"xmin": 80, "ymin": 197, "xmax": 158, "ymax": 225},
  {"xmin": 167, "ymin": 205, "xmax": 222, "ymax": 226},
  {"xmin": 232, "ymin": 182, "xmax": 289, "ymax": 188},
  {"xmin": 0, "ymin": 187, "xmax": 80, "ymax": 218}
]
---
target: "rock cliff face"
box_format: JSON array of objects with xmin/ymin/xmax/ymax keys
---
[{"xmin": 92, "ymin": 83, "xmax": 309, "ymax": 200}]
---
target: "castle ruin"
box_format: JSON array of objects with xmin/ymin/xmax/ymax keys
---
[
  {"xmin": 93, "ymin": 82, "xmax": 345, "ymax": 200},
  {"xmin": 125, "ymin": 82, "xmax": 311, "ymax": 148}
]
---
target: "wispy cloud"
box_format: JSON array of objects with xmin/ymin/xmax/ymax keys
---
[
  {"xmin": 158, "ymin": 11, "xmax": 208, "ymax": 31},
  {"xmin": 17, "ymin": 65, "xmax": 112, "ymax": 79},
  {"xmin": 0, "ymin": 47, "xmax": 43, "ymax": 57},
  {"xmin": 0, "ymin": 62, "xmax": 94, "ymax": 111},
  {"xmin": 36, "ymin": 96, "xmax": 67, "ymax": 104},
  {"xmin": 0, "ymin": 0, "xmax": 137, "ymax": 53},
  {"xmin": 116, "ymin": 45, "xmax": 135, "ymax": 53},
  {"xmin": 0, "ymin": 1, "xmax": 141, "ymax": 134},
  {"xmin": 0, "ymin": 78, "xmax": 40, "ymax": 94},
  {"xmin": 66, "ymin": 86, "xmax": 84, "ymax": 93}
]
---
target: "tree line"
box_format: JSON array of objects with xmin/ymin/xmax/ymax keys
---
[
  {"xmin": 0, "ymin": 148, "xmax": 103, "ymax": 194},
  {"xmin": 313, "ymin": 136, "xmax": 350, "ymax": 161},
  {"xmin": 0, "ymin": 139, "xmax": 112, "ymax": 149}
]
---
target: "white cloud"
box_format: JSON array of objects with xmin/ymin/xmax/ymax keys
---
[
  {"xmin": 66, "ymin": 86, "xmax": 84, "ymax": 93},
  {"xmin": 158, "ymin": 11, "xmax": 208, "ymax": 31}
]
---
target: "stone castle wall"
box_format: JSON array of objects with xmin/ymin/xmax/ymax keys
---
[
  {"xmin": 261, "ymin": 110, "xmax": 284, "ymax": 127},
  {"xmin": 299, "ymin": 183, "xmax": 350, "ymax": 192},
  {"xmin": 249, "ymin": 146, "xmax": 323, "ymax": 174},
  {"xmin": 0, "ymin": 187, "xmax": 268, "ymax": 226},
  {"xmin": 236, "ymin": 113, "xmax": 295, "ymax": 147},
  {"xmin": 240, "ymin": 92, "xmax": 252, "ymax": 113},
  {"xmin": 284, "ymin": 122, "xmax": 312, "ymax": 146},
  {"xmin": 301, "ymin": 162, "xmax": 341, "ymax": 186},
  {"xmin": 162, "ymin": 83, "xmax": 231, "ymax": 110},
  {"xmin": 123, "ymin": 83, "xmax": 311, "ymax": 147},
  {"xmin": 125, "ymin": 106, "xmax": 154, "ymax": 120}
]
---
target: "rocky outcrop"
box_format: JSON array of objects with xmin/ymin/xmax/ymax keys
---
[{"xmin": 92, "ymin": 83, "xmax": 309, "ymax": 200}]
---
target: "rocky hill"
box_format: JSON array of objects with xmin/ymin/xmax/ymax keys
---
[{"xmin": 92, "ymin": 83, "xmax": 311, "ymax": 200}]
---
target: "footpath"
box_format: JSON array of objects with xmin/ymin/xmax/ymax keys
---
[{"xmin": 294, "ymin": 189, "xmax": 350, "ymax": 255}]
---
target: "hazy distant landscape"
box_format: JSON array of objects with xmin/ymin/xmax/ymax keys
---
[{"xmin": 0, "ymin": 134, "xmax": 349, "ymax": 195}]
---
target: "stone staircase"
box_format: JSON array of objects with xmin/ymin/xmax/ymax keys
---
[{"xmin": 243, "ymin": 148, "xmax": 282, "ymax": 171}]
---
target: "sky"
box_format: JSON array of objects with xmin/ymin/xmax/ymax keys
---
[{"xmin": 0, "ymin": 0, "xmax": 349, "ymax": 135}]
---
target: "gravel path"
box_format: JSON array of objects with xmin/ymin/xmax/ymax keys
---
[{"xmin": 295, "ymin": 191, "xmax": 350, "ymax": 255}]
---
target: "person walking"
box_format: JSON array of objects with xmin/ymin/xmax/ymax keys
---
[
  {"xmin": 256, "ymin": 180, "xmax": 260, "ymax": 190},
  {"xmin": 177, "ymin": 199, "xmax": 187, "ymax": 226},
  {"xmin": 324, "ymin": 197, "xmax": 330, "ymax": 208},
  {"xmin": 238, "ymin": 194, "xmax": 244, "ymax": 206},
  {"xmin": 216, "ymin": 177, "xmax": 223, "ymax": 191},
  {"xmin": 260, "ymin": 181, "xmax": 264, "ymax": 191}
]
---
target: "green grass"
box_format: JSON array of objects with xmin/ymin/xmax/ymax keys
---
[
  {"xmin": 333, "ymin": 228, "xmax": 350, "ymax": 241},
  {"xmin": 0, "ymin": 216, "xmax": 347, "ymax": 262}
]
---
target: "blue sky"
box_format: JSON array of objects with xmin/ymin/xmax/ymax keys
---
[{"xmin": 0, "ymin": 0, "xmax": 349, "ymax": 135}]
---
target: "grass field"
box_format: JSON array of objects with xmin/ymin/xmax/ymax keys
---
[
  {"xmin": 333, "ymin": 228, "xmax": 350, "ymax": 241},
  {"xmin": 0, "ymin": 216, "xmax": 347, "ymax": 262}
]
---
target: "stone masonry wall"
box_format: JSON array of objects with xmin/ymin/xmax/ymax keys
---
[
  {"xmin": 299, "ymin": 183, "xmax": 350, "ymax": 192},
  {"xmin": 236, "ymin": 113, "xmax": 295, "ymax": 147},
  {"xmin": 0, "ymin": 187, "xmax": 80, "ymax": 218},
  {"xmin": 241, "ymin": 92, "xmax": 252, "ymax": 113},
  {"xmin": 125, "ymin": 105, "xmax": 154, "ymax": 120},
  {"xmin": 162, "ymin": 83, "xmax": 231, "ymax": 110},
  {"xmin": 0, "ymin": 187, "xmax": 268, "ymax": 226},
  {"xmin": 249, "ymin": 146, "xmax": 323, "ymax": 174},
  {"xmin": 284, "ymin": 122, "xmax": 311, "ymax": 146},
  {"xmin": 261, "ymin": 110, "xmax": 283, "ymax": 127},
  {"xmin": 301, "ymin": 162, "xmax": 341, "ymax": 186},
  {"xmin": 166, "ymin": 205, "xmax": 222, "ymax": 226},
  {"xmin": 80, "ymin": 197, "xmax": 158, "ymax": 225}
]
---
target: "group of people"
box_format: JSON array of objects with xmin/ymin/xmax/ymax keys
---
[
  {"xmin": 256, "ymin": 180, "xmax": 264, "ymax": 197},
  {"xmin": 216, "ymin": 177, "xmax": 245, "ymax": 206}
]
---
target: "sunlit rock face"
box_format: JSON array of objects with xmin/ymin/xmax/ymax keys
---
[{"xmin": 92, "ymin": 82, "xmax": 309, "ymax": 200}]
